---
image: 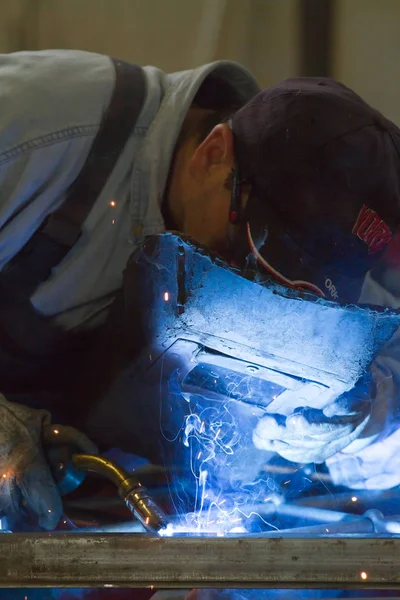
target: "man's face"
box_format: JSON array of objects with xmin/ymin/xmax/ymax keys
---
[{"xmin": 166, "ymin": 123, "xmax": 248, "ymax": 258}]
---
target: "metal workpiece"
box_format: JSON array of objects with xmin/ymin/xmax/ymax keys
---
[
  {"xmin": 31, "ymin": 238, "xmax": 400, "ymax": 590},
  {"xmin": 293, "ymin": 488, "xmax": 400, "ymax": 512},
  {"xmin": 71, "ymin": 454, "xmax": 169, "ymax": 534},
  {"xmin": 84, "ymin": 233, "xmax": 400, "ymax": 467},
  {"xmin": 1, "ymin": 501, "xmax": 400, "ymax": 587},
  {"xmin": 0, "ymin": 533, "xmax": 400, "ymax": 588},
  {"xmin": 242, "ymin": 509, "xmax": 400, "ymax": 537}
]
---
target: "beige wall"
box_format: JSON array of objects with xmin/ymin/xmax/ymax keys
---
[
  {"xmin": 0, "ymin": 0, "xmax": 39, "ymax": 53},
  {"xmin": 36, "ymin": 0, "xmax": 206, "ymax": 71},
  {"xmin": 0, "ymin": 0, "xmax": 400, "ymax": 123},
  {"xmin": 333, "ymin": 0, "xmax": 400, "ymax": 125},
  {"xmin": 212, "ymin": 0, "xmax": 301, "ymax": 86},
  {"xmin": 0, "ymin": 0, "xmax": 301, "ymax": 85}
]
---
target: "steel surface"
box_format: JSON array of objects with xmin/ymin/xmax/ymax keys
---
[{"xmin": 0, "ymin": 534, "xmax": 399, "ymax": 589}]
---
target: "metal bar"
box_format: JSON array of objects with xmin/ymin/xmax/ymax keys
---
[
  {"xmin": 0, "ymin": 534, "xmax": 400, "ymax": 588},
  {"xmin": 293, "ymin": 489, "xmax": 399, "ymax": 511}
]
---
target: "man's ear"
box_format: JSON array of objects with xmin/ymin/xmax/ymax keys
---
[{"xmin": 189, "ymin": 124, "xmax": 234, "ymax": 182}]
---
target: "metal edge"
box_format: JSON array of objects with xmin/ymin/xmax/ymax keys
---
[{"xmin": 0, "ymin": 534, "xmax": 399, "ymax": 588}]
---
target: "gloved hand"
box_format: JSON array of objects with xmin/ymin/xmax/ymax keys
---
[
  {"xmin": 252, "ymin": 377, "xmax": 373, "ymax": 464},
  {"xmin": 0, "ymin": 394, "xmax": 95, "ymax": 530},
  {"xmin": 326, "ymin": 427, "xmax": 400, "ymax": 490},
  {"xmin": 326, "ymin": 359, "xmax": 400, "ymax": 489}
]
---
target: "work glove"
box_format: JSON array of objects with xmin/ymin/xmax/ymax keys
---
[
  {"xmin": 326, "ymin": 358, "xmax": 400, "ymax": 489},
  {"xmin": 326, "ymin": 426, "xmax": 400, "ymax": 489},
  {"xmin": 0, "ymin": 394, "xmax": 95, "ymax": 530},
  {"xmin": 252, "ymin": 376, "xmax": 373, "ymax": 464}
]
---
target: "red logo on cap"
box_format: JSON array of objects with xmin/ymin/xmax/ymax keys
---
[{"xmin": 352, "ymin": 204, "xmax": 393, "ymax": 254}]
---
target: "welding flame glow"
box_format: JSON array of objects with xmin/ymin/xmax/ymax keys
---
[{"xmin": 159, "ymin": 365, "xmax": 289, "ymax": 536}]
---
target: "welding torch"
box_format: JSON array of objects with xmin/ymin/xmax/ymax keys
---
[{"xmin": 43, "ymin": 425, "xmax": 169, "ymax": 534}]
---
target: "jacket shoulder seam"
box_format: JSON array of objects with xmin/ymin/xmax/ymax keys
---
[{"xmin": 0, "ymin": 125, "xmax": 99, "ymax": 166}]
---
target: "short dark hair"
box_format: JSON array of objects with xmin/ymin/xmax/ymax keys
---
[
  {"xmin": 176, "ymin": 107, "xmax": 234, "ymax": 148},
  {"xmin": 178, "ymin": 72, "xmax": 247, "ymax": 145}
]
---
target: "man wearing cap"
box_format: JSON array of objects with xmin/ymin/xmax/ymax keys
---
[
  {"xmin": 230, "ymin": 77, "xmax": 400, "ymax": 491},
  {"xmin": 0, "ymin": 48, "xmax": 399, "ymax": 532}
]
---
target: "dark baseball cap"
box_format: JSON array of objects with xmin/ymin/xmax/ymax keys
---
[{"xmin": 230, "ymin": 77, "xmax": 400, "ymax": 303}]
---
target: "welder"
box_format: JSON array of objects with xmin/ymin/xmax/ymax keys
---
[{"xmin": 0, "ymin": 48, "xmax": 399, "ymax": 535}]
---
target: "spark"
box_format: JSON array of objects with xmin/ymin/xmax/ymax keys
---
[
  {"xmin": 112, "ymin": 219, "xmax": 115, "ymax": 225},
  {"xmin": 158, "ymin": 524, "xmax": 175, "ymax": 537},
  {"xmin": 351, "ymin": 496, "xmax": 358, "ymax": 502},
  {"xmin": 164, "ymin": 291, "xmax": 169, "ymax": 301},
  {"xmin": 360, "ymin": 571, "xmax": 368, "ymax": 580},
  {"xmin": 166, "ymin": 371, "xmax": 286, "ymax": 536},
  {"xmin": 53, "ymin": 429, "xmax": 59, "ymax": 434},
  {"xmin": 110, "ymin": 200, "xmax": 116, "ymax": 207}
]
